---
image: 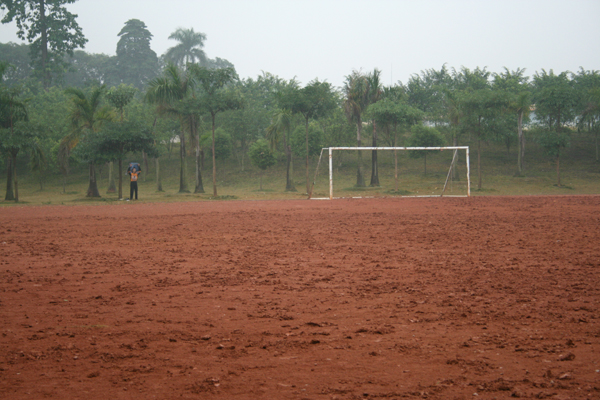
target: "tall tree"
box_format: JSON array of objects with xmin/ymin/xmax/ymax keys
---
[
  {"xmin": 106, "ymin": 84, "xmax": 137, "ymax": 195},
  {"xmin": 367, "ymin": 69, "xmax": 383, "ymax": 186},
  {"xmin": 266, "ymin": 108, "xmax": 296, "ymax": 191},
  {"xmin": 532, "ymin": 69, "xmax": 576, "ymax": 187},
  {"xmin": 0, "ymin": 62, "xmax": 29, "ymax": 201},
  {"xmin": 92, "ymin": 120, "xmax": 156, "ymax": 199},
  {"xmin": 189, "ymin": 64, "xmax": 242, "ymax": 197},
  {"xmin": 146, "ymin": 63, "xmax": 194, "ymax": 193},
  {"xmin": 61, "ymin": 85, "xmax": 113, "ymax": 197},
  {"xmin": 343, "ymin": 70, "xmax": 370, "ymax": 187},
  {"xmin": 455, "ymin": 67, "xmax": 507, "ymax": 190},
  {"xmin": 0, "ymin": 0, "xmax": 87, "ymax": 88},
  {"xmin": 113, "ymin": 19, "xmax": 159, "ymax": 90},
  {"xmin": 281, "ymin": 79, "xmax": 337, "ymax": 194},
  {"xmin": 532, "ymin": 69, "xmax": 576, "ymax": 133},
  {"xmin": 493, "ymin": 68, "xmax": 532, "ymax": 175},
  {"xmin": 224, "ymin": 73, "xmax": 295, "ymax": 172},
  {"xmin": 368, "ymin": 97, "xmax": 424, "ymax": 191},
  {"xmin": 573, "ymin": 68, "xmax": 600, "ymax": 161},
  {"xmin": 164, "ymin": 28, "xmax": 207, "ymax": 68}
]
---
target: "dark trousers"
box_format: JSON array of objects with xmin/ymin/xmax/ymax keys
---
[{"xmin": 130, "ymin": 181, "xmax": 138, "ymax": 200}]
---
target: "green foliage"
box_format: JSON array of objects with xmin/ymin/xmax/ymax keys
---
[
  {"xmin": 0, "ymin": 42, "xmax": 32, "ymax": 85},
  {"xmin": 533, "ymin": 69, "xmax": 576, "ymax": 129},
  {"xmin": 164, "ymin": 28, "xmax": 207, "ymax": 68},
  {"xmin": 106, "ymin": 84, "xmax": 137, "ymax": 120},
  {"xmin": 0, "ymin": 0, "xmax": 87, "ymax": 86},
  {"xmin": 407, "ymin": 125, "xmax": 446, "ymax": 157},
  {"xmin": 533, "ymin": 127, "xmax": 570, "ymax": 157},
  {"xmin": 94, "ymin": 120, "xmax": 156, "ymax": 159},
  {"xmin": 367, "ymin": 98, "xmax": 424, "ymax": 132},
  {"xmin": 291, "ymin": 123, "xmax": 323, "ymax": 158},
  {"xmin": 61, "ymin": 50, "xmax": 113, "ymax": 88},
  {"xmin": 200, "ymin": 128, "xmax": 231, "ymax": 159},
  {"xmin": 248, "ymin": 138, "xmax": 276, "ymax": 171},
  {"xmin": 113, "ymin": 19, "xmax": 159, "ymax": 90},
  {"xmin": 404, "ymin": 64, "xmax": 453, "ymax": 123}
]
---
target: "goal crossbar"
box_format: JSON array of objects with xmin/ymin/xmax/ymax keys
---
[{"xmin": 314, "ymin": 146, "xmax": 470, "ymax": 200}]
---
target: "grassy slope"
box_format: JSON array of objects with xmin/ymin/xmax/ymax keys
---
[{"xmin": 1, "ymin": 133, "xmax": 599, "ymax": 206}]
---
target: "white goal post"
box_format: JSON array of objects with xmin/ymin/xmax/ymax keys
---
[{"xmin": 309, "ymin": 146, "xmax": 470, "ymax": 200}]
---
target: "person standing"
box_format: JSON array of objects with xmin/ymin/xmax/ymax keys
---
[{"xmin": 127, "ymin": 163, "xmax": 141, "ymax": 200}]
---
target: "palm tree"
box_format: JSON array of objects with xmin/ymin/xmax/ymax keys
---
[
  {"xmin": 343, "ymin": 70, "xmax": 370, "ymax": 187},
  {"xmin": 188, "ymin": 64, "xmax": 241, "ymax": 197},
  {"xmin": 61, "ymin": 86, "xmax": 113, "ymax": 197},
  {"xmin": 164, "ymin": 28, "xmax": 207, "ymax": 68},
  {"xmin": 146, "ymin": 63, "xmax": 198, "ymax": 193},
  {"xmin": 266, "ymin": 108, "xmax": 296, "ymax": 191},
  {"xmin": 367, "ymin": 69, "xmax": 383, "ymax": 186}
]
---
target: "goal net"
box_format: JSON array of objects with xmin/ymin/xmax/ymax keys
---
[{"xmin": 309, "ymin": 146, "xmax": 470, "ymax": 200}]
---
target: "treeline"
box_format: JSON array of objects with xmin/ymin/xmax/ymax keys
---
[{"xmin": 1, "ymin": 1, "xmax": 599, "ymax": 202}]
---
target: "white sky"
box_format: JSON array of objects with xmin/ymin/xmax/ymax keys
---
[{"xmin": 1, "ymin": 0, "xmax": 599, "ymax": 89}]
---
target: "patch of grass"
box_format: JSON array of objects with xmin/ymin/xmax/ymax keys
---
[
  {"xmin": 554, "ymin": 184, "xmax": 574, "ymax": 190},
  {"xmin": 386, "ymin": 189, "xmax": 412, "ymax": 195},
  {"xmin": 341, "ymin": 186, "xmax": 381, "ymax": 192}
]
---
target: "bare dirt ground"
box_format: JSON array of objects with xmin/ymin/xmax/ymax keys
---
[{"xmin": 1, "ymin": 196, "xmax": 599, "ymax": 400}]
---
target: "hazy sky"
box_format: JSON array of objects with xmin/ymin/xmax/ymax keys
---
[{"xmin": 1, "ymin": 0, "xmax": 599, "ymax": 88}]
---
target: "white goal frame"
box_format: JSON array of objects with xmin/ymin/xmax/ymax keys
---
[{"xmin": 310, "ymin": 146, "xmax": 470, "ymax": 200}]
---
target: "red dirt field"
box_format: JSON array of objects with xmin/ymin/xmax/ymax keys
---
[{"xmin": 1, "ymin": 196, "xmax": 599, "ymax": 400}]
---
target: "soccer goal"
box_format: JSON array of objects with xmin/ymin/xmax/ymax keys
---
[{"xmin": 309, "ymin": 146, "xmax": 470, "ymax": 200}]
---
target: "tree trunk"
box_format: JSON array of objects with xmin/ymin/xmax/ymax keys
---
[
  {"xmin": 477, "ymin": 138, "xmax": 482, "ymax": 190},
  {"xmin": 5, "ymin": 157, "xmax": 14, "ymax": 201},
  {"xmin": 355, "ymin": 119, "xmax": 365, "ymax": 187},
  {"xmin": 142, "ymin": 151, "xmax": 149, "ymax": 181},
  {"xmin": 259, "ymin": 172, "xmax": 263, "ymax": 191},
  {"xmin": 86, "ymin": 163, "xmax": 101, "ymax": 198},
  {"xmin": 370, "ymin": 121, "xmax": 380, "ymax": 186},
  {"xmin": 179, "ymin": 131, "xmax": 189, "ymax": 193},
  {"xmin": 156, "ymin": 158, "xmax": 163, "ymax": 192},
  {"xmin": 517, "ymin": 111, "xmax": 524, "ymax": 175},
  {"xmin": 12, "ymin": 154, "xmax": 18, "ymax": 202},
  {"xmin": 305, "ymin": 117, "xmax": 310, "ymax": 194},
  {"xmin": 211, "ymin": 113, "xmax": 217, "ymax": 197},
  {"xmin": 556, "ymin": 153, "xmax": 561, "ymax": 186},
  {"xmin": 118, "ymin": 158, "xmax": 123, "ymax": 199},
  {"xmin": 394, "ymin": 133, "xmax": 398, "ymax": 192},
  {"xmin": 194, "ymin": 133, "xmax": 204, "ymax": 193},
  {"xmin": 595, "ymin": 130, "xmax": 599, "ymax": 162},
  {"xmin": 285, "ymin": 143, "xmax": 296, "ymax": 191},
  {"xmin": 452, "ymin": 135, "xmax": 460, "ymax": 181},
  {"xmin": 107, "ymin": 162, "xmax": 116, "ymax": 193}
]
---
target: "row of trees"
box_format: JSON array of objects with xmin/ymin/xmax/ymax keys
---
[
  {"xmin": 2, "ymin": 61, "xmax": 598, "ymax": 201},
  {"xmin": 1, "ymin": 1, "xmax": 599, "ymax": 201}
]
